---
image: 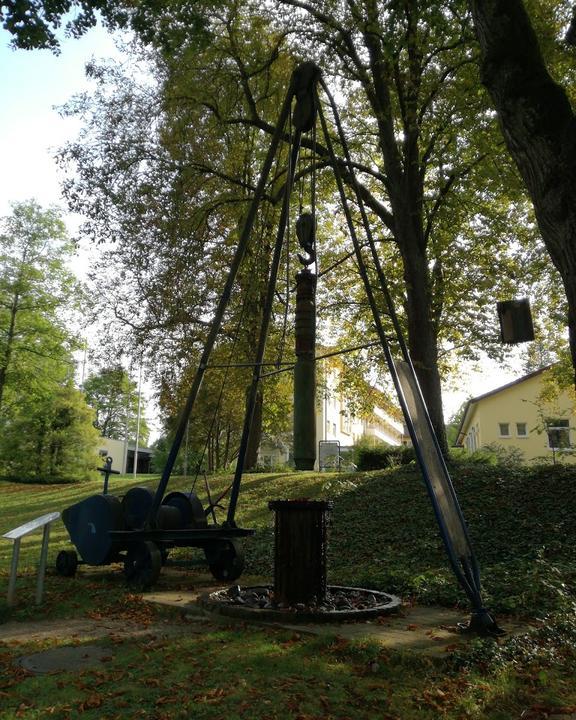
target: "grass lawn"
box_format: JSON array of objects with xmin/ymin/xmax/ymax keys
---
[{"xmin": 1, "ymin": 460, "xmax": 576, "ymax": 718}]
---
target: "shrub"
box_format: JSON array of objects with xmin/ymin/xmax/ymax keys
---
[
  {"xmin": 354, "ymin": 441, "xmax": 415, "ymax": 470},
  {"xmin": 449, "ymin": 443, "xmax": 524, "ymax": 468},
  {"xmin": 0, "ymin": 384, "xmax": 99, "ymax": 483}
]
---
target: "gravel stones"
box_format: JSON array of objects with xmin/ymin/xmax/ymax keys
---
[{"xmin": 200, "ymin": 585, "xmax": 401, "ymax": 623}]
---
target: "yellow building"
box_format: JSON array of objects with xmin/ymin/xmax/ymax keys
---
[{"xmin": 455, "ymin": 366, "xmax": 576, "ymax": 463}]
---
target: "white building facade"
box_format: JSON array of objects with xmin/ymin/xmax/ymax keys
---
[
  {"xmin": 258, "ymin": 358, "xmax": 404, "ymax": 469},
  {"xmin": 96, "ymin": 437, "xmax": 154, "ymax": 474},
  {"xmin": 316, "ymin": 363, "xmax": 404, "ymax": 447}
]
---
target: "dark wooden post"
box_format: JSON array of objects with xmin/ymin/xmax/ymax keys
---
[
  {"xmin": 293, "ymin": 269, "xmax": 317, "ymax": 470},
  {"xmin": 268, "ymin": 499, "xmax": 332, "ymax": 605}
]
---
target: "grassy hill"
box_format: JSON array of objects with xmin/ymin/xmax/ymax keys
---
[
  {"xmin": 2, "ymin": 461, "xmax": 576, "ymax": 719},
  {"xmin": 1, "ymin": 458, "xmax": 575, "ymax": 616}
]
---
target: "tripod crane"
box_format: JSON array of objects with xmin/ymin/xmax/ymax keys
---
[{"xmin": 140, "ymin": 62, "xmax": 501, "ymax": 635}]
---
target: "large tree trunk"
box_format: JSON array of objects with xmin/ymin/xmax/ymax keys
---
[
  {"xmin": 0, "ymin": 290, "xmax": 20, "ymax": 415},
  {"xmin": 400, "ymin": 234, "xmax": 447, "ymax": 454},
  {"xmin": 239, "ymin": 235, "xmax": 268, "ymax": 471},
  {"xmin": 361, "ymin": 3, "xmax": 449, "ymax": 454},
  {"xmin": 469, "ymin": 0, "xmax": 576, "ymax": 388}
]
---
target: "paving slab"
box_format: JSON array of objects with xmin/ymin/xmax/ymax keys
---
[
  {"xmin": 0, "ymin": 617, "xmax": 190, "ymax": 645},
  {"xmin": 143, "ymin": 589, "xmax": 532, "ymax": 657},
  {"xmin": 145, "ymin": 587, "xmax": 221, "ymax": 612},
  {"xmin": 272, "ymin": 606, "xmax": 507, "ymax": 657}
]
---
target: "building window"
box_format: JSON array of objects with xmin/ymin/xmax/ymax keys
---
[
  {"xmin": 498, "ymin": 423, "xmax": 510, "ymax": 437},
  {"xmin": 465, "ymin": 426, "xmax": 477, "ymax": 451},
  {"xmin": 547, "ymin": 419, "xmax": 570, "ymax": 450},
  {"xmin": 340, "ymin": 410, "xmax": 352, "ymax": 435},
  {"xmin": 516, "ymin": 422, "xmax": 527, "ymax": 437}
]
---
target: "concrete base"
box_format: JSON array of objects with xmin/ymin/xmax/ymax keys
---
[{"xmin": 142, "ymin": 589, "xmax": 531, "ymax": 658}]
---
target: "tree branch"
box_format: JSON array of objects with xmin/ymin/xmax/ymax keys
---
[{"xmin": 424, "ymin": 152, "xmax": 488, "ymax": 244}]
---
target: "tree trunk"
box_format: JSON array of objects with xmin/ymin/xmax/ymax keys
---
[
  {"xmin": 35, "ymin": 420, "xmax": 46, "ymax": 477},
  {"xmin": 207, "ymin": 435, "xmax": 213, "ymax": 472},
  {"xmin": 223, "ymin": 422, "xmax": 232, "ymax": 468},
  {"xmin": 361, "ymin": 4, "xmax": 449, "ymax": 454},
  {"xmin": 50, "ymin": 442, "xmax": 59, "ymax": 477},
  {"xmin": 400, "ymin": 234, "xmax": 447, "ymax": 454},
  {"xmin": 239, "ymin": 240, "xmax": 268, "ymax": 471},
  {"xmin": 244, "ymin": 386, "xmax": 263, "ymax": 470},
  {"xmin": 469, "ymin": 0, "xmax": 576, "ymax": 390},
  {"xmin": 0, "ymin": 290, "xmax": 20, "ymax": 415}
]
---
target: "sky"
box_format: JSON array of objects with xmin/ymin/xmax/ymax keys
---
[
  {"xmin": 0, "ymin": 22, "xmax": 523, "ymax": 431},
  {"xmin": 0, "ymin": 25, "xmax": 121, "ymax": 217},
  {"xmin": 0, "ymin": 23, "xmax": 163, "ymax": 441}
]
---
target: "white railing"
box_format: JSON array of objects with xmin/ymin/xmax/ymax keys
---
[{"xmin": 2, "ymin": 511, "xmax": 60, "ymax": 606}]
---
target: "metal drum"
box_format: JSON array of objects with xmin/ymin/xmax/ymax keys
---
[
  {"xmin": 62, "ymin": 494, "xmax": 125, "ymax": 565},
  {"xmin": 121, "ymin": 487, "xmax": 155, "ymax": 529},
  {"xmin": 163, "ymin": 491, "xmax": 207, "ymax": 528}
]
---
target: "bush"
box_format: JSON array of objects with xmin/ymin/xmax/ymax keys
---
[
  {"xmin": 449, "ymin": 443, "xmax": 524, "ymax": 468},
  {"xmin": 251, "ymin": 463, "xmax": 295, "ymax": 473},
  {"xmin": 354, "ymin": 441, "xmax": 415, "ymax": 470},
  {"xmin": 0, "ymin": 384, "xmax": 99, "ymax": 483}
]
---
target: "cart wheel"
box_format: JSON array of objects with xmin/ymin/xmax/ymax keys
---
[
  {"xmin": 205, "ymin": 540, "xmax": 245, "ymax": 582},
  {"xmin": 56, "ymin": 549, "xmax": 78, "ymax": 578},
  {"xmin": 124, "ymin": 541, "xmax": 162, "ymax": 590}
]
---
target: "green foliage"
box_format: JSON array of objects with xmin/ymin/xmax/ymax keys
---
[
  {"xmin": 158, "ymin": 347, "xmax": 249, "ymax": 472},
  {"xmin": 52, "ymin": 0, "xmax": 522, "ymax": 458},
  {"xmin": 0, "ymin": 0, "xmax": 212, "ymax": 53},
  {"xmin": 469, "ymin": 0, "xmax": 576, "ymax": 397},
  {"xmin": 83, "ymin": 364, "xmax": 149, "ymax": 445},
  {"xmin": 2, "ymin": 456, "xmax": 576, "ymax": 618},
  {"xmin": 450, "ymin": 442, "xmax": 525, "ymax": 468},
  {"xmin": 0, "ymin": 0, "xmax": 115, "ymax": 51},
  {"xmin": 0, "ymin": 201, "xmax": 99, "ymax": 483},
  {"xmin": 538, "ymin": 356, "xmax": 576, "ymax": 400},
  {"xmin": 0, "ymin": 382, "xmax": 99, "ymax": 482},
  {"xmin": 262, "ymin": 372, "xmax": 293, "ymax": 439},
  {"xmin": 354, "ymin": 439, "xmax": 415, "ymax": 471},
  {"xmin": 58, "ymin": 21, "xmax": 294, "ymax": 453},
  {"xmin": 450, "ymin": 608, "xmax": 576, "ymax": 674},
  {"xmin": 0, "ymin": 200, "xmax": 83, "ymax": 416},
  {"xmin": 4, "ymin": 609, "xmax": 575, "ymax": 720},
  {"xmin": 446, "ymin": 400, "xmax": 469, "ymax": 447},
  {"xmin": 149, "ymin": 433, "xmax": 205, "ymax": 476}
]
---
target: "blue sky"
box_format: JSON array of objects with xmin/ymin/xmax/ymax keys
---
[{"xmin": 0, "ymin": 23, "xmax": 122, "ymax": 218}]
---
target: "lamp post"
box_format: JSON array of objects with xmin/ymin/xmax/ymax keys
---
[{"xmin": 133, "ymin": 358, "xmax": 143, "ymax": 479}]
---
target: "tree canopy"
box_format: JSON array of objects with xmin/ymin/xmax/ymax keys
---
[
  {"xmin": 0, "ymin": 200, "xmax": 83, "ymax": 415},
  {"xmin": 0, "ymin": 0, "xmax": 211, "ymax": 52},
  {"xmin": 57, "ymin": 0, "xmax": 559, "ymax": 456},
  {"xmin": 1, "ymin": 381, "xmax": 100, "ymax": 482},
  {"xmin": 83, "ymin": 364, "xmax": 150, "ymax": 445},
  {"xmin": 0, "ymin": 201, "xmax": 99, "ymax": 481},
  {"xmin": 11, "ymin": 0, "xmax": 572, "ymax": 459},
  {"xmin": 469, "ymin": 0, "xmax": 576, "ymax": 394}
]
